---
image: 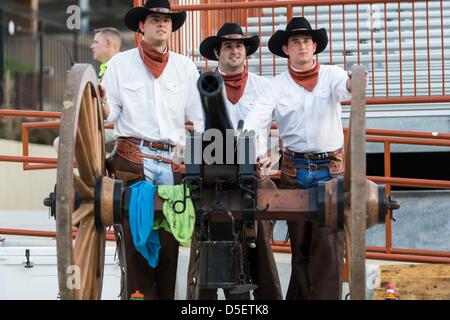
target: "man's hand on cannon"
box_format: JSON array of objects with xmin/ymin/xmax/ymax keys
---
[
  {"xmin": 257, "ymin": 148, "xmax": 281, "ymax": 177},
  {"xmin": 171, "ymin": 145, "xmax": 185, "ymax": 165}
]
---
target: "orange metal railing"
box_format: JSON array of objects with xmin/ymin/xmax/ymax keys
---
[
  {"xmin": 348, "ymin": 128, "xmax": 450, "ymax": 264},
  {"xmin": 0, "ymin": 109, "xmax": 113, "ymax": 170},
  {"xmin": 359, "ymin": 128, "xmax": 450, "ymax": 264},
  {"xmin": 1, "ymin": 0, "xmax": 450, "ymax": 263},
  {"xmin": 1, "ymin": 108, "xmax": 450, "ymax": 263},
  {"xmin": 0, "ymin": 228, "xmax": 116, "ymax": 241},
  {"xmin": 0, "ymin": 110, "xmax": 60, "ymax": 169}
]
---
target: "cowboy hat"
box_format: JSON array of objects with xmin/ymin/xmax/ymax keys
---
[
  {"xmin": 199, "ymin": 23, "xmax": 260, "ymax": 61},
  {"xmin": 125, "ymin": 0, "xmax": 186, "ymax": 33},
  {"xmin": 268, "ymin": 17, "xmax": 328, "ymax": 58}
]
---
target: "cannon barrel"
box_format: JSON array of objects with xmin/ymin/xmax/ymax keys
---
[{"xmin": 197, "ymin": 72, "xmax": 233, "ymax": 133}]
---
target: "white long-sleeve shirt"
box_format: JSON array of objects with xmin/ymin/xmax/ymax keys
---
[
  {"xmin": 102, "ymin": 47, "xmax": 204, "ymax": 146},
  {"xmin": 224, "ymin": 72, "xmax": 271, "ymax": 156},
  {"xmin": 244, "ymin": 64, "xmax": 351, "ymax": 154}
]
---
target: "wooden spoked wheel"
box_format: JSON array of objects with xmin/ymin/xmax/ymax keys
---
[
  {"xmin": 56, "ymin": 64, "xmax": 106, "ymax": 300},
  {"xmin": 343, "ymin": 66, "xmax": 368, "ymax": 300}
]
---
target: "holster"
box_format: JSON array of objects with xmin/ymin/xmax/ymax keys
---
[
  {"xmin": 171, "ymin": 163, "xmax": 183, "ymax": 185},
  {"xmin": 106, "ymin": 138, "xmax": 145, "ymax": 185},
  {"xmin": 106, "ymin": 138, "xmax": 183, "ymax": 186},
  {"xmin": 328, "ymin": 151, "xmax": 345, "ymax": 177},
  {"xmin": 279, "ymin": 153, "xmax": 299, "ymax": 189}
]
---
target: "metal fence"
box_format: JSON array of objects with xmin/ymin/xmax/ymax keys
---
[
  {"xmin": 0, "ymin": 4, "xmax": 98, "ymax": 111},
  {"xmin": 171, "ymin": 0, "xmax": 450, "ymax": 102},
  {"xmin": 4, "ymin": 0, "xmax": 449, "ymax": 111}
]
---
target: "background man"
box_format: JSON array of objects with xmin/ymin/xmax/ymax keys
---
[
  {"xmin": 91, "ymin": 27, "xmax": 121, "ymax": 144},
  {"xmin": 90, "ymin": 27, "xmax": 121, "ymax": 82}
]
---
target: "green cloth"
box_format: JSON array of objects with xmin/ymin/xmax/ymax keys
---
[
  {"xmin": 98, "ymin": 63, "xmax": 107, "ymax": 83},
  {"xmin": 153, "ymin": 185, "xmax": 195, "ymax": 247}
]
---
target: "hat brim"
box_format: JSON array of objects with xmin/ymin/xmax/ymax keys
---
[
  {"xmin": 125, "ymin": 7, "xmax": 187, "ymax": 33},
  {"xmin": 268, "ymin": 28, "xmax": 328, "ymax": 58},
  {"xmin": 199, "ymin": 35, "xmax": 260, "ymax": 61}
]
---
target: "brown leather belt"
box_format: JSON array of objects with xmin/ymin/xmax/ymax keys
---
[
  {"xmin": 295, "ymin": 163, "xmax": 330, "ymax": 170},
  {"xmin": 119, "ymin": 137, "xmax": 174, "ymax": 152},
  {"xmin": 284, "ymin": 148, "xmax": 343, "ymax": 161}
]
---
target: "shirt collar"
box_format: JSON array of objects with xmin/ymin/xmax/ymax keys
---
[{"xmin": 290, "ymin": 60, "xmax": 316, "ymax": 73}]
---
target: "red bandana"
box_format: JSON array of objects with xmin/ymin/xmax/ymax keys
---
[
  {"xmin": 288, "ymin": 61, "xmax": 320, "ymax": 92},
  {"xmin": 138, "ymin": 40, "xmax": 169, "ymax": 79},
  {"xmin": 220, "ymin": 66, "xmax": 249, "ymax": 105}
]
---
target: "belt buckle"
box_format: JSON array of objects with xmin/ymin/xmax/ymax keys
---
[
  {"xmin": 155, "ymin": 155, "xmax": 163, "ymax": 162},
  {"xmin": 148, "ymin": 142, "xmax": 159, "ymax": 151},
  {"xmin": 307, "ymin": 163, "xmax": 318, "ymax": 170}
]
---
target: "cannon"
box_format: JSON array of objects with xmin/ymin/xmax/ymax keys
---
[
  {"xmin": 45, "ymin": 64, "xmax": 398, "ymax": 300},
  {"xmin": 188, "ymin": 72, "xmax": 260, "ymax": 293}
]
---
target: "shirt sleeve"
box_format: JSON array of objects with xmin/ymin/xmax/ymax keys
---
[
  {"xmin": 101, "ymin": 58, "xmax": 122, "ymax": 123},
  {"xmin": 331, "ymin": 65, "xmax": 352, "ymax": 102},
  {"xmin": 184, "ymin": 61, "xmax": 205, "ymax": 133},
  {"xmin": 243, "ymin": 80, "xmax": 276, "ymax": 157}
]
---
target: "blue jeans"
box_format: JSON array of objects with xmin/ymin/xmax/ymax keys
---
[
  {"xmin": 294, "ymin": 157, "xmax": 332, "ymax": 189},
  {"xmin": 139, "ymin": 143, "xmax": 174, "ymax": 185}
]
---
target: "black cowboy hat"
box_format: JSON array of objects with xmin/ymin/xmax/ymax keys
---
[
  {"xmin": 268, "ymin": 17, "xmax": 328, "ymax": 58},
  {"xmin": 199, "ymin": 23, "xmax": 260, "ymax": 61},
  {"xmin": 125, "ymin": 0, "xmax": 186, "ymax": 33}
]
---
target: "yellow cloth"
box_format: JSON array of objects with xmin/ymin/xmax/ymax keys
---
[{"xmin": 153, "ymin": 185, "xmax": 195, "ymax": 247}]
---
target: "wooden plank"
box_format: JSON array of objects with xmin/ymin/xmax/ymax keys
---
[
  {"xmin": 349, "ymin": 66, "xmax": 367, "ymax": 299},
  {"xmin": 372, "ymin": 264, "xmax": 450, "ymax": 300},
  {"xmin": 151, "ymin": 189, "xmax": 317, "ymax": 221}
]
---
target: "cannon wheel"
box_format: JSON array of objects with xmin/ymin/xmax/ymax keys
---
[
  {"xmin": 344, "ymin": 66, "xmax": 367, "ymax": 300},
  {"xmin": 56, "ymin": 64, "xmax": 106, "ymax": 300}
]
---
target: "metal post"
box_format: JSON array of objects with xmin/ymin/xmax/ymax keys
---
[
  {"xmin": 0, "ymin": 7, "xmax": 4, "ymax": 106},
  {"xmin": 38, "ymin": 20, "xmax": 44, "ymax": 110},
  {"xmin": 80, "ymin": 0, "xmax": 90, "ymax": 33},
  {"xmin": 73, "ymin": 30, "xmax": 79, "ymax": 63},
  {"xmin": 349, "ymin": 66, "xmax": 367, "ymax": 300}
]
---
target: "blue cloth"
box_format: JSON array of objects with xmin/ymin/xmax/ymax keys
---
[
  {"xmin": 294, "ymin": 157, "xmax": 332, "ymax": 189},
  {"xmin": 128, "ymin": 180, "xmax": 160, "ymax": 268}
]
